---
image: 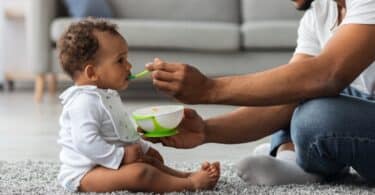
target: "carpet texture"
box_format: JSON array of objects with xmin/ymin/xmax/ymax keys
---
[{"xmin": 1, "ymin": 161, "xmax": 374, "ymax": 194}]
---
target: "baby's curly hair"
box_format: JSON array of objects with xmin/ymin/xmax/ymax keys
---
[{"xmin": 58, "ymin": 18, "xmax": 121, "ymax": 79}]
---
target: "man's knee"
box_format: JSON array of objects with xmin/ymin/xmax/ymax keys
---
[
  {"xmin": 290, "ymin": 99, "xmax": 342, "ymax": 169},
  {"xmin": 291, "ymin": 98, "xmax": 343, "ymax": 147}
]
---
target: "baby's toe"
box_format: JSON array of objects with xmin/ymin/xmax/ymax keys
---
[{"xmin": 201, "ymin": 161, "xmax": 210, "ymax": 170}]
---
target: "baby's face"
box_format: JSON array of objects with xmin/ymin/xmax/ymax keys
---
[{"xmin": 94, "ymin": 31, "xmax": 132, "ymax": 90}]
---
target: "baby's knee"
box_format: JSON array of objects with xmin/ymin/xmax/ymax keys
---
[{"xmin": 129, "ymin": 163, "xmax": 157, "ymax": 186}]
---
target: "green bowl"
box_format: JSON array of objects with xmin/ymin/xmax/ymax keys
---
[{"xmin": 132, "ymin": 105, "xmax": 184, "ymax": 137}]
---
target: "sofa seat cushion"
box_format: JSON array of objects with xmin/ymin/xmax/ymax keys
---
[
  {"xmin": 51, "ymin": 19, "xmax": 240, "ymax": 51},
  {"xmin": 108, "ymin": 0, "xmax": 240, "ymax": 23},
  {"xmin": 241, "ymin": 21, "xmax": 299, "ymax": 49}
]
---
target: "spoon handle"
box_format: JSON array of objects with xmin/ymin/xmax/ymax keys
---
[{"xmin": 129, "ymin": 70, "xmax": 150, "ymax": 80}]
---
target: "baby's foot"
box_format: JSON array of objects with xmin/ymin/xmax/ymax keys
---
[
  {"xmin": 182, "ymin": 161, "xmax": 211, "ymax": 178},
  {"xmin": 210, "ymin": 161, "xmax": 220, "ymax": 175},
  {"xmin": 188, "ymin": 162, "xmax": 220, "ymax": 190},
  {"xmin": 201, "ymin": 161, "xmax": 210, "ymax": 170},
  {"xmin": 179, "ymin": 171, "xmax": 193, "ymax": 178},
  {"xmin": 203, "ymin": 161, "xmax": 220, "ymax": 175},
  {"xmin": 209, "ymin": 162, "xmax": 220, "ymax": 182},
  {"xmin": 180, "ymin": 161, "xmax": 210, "ymax": 178}
]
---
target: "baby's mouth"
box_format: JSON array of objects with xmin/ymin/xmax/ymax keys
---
[{"xmin": 125, "ymin": 73, "xmax": 131, "ymax": 81}]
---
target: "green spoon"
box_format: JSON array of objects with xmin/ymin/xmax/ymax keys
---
[{"xmin": 129, "ymin": 70, "xmax": 150, "ymax": 80}]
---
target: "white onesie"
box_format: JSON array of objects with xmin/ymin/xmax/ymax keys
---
[{"xmin": 57, "ymin": 85, "xmax": 150, "ymax": 192}]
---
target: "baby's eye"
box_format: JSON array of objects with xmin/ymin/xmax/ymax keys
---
[{"xmin": 118, "ymin": 57, "xmax": 124, "ymax": 64}]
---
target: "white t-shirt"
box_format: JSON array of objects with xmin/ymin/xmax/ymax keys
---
[
  {"xmin": 295, "ymin": 0, "xmax": 375, "ymax": 96},
  {"xmin": 57, "ymin": 85, "xmax": 150, "ymax": 192}
]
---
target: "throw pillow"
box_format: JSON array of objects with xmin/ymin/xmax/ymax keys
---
[{"xmin": 63, "ymin": 0, "xmax": 113, "ymax": 18}]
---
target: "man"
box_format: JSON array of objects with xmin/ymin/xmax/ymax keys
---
[{"xmin": 144, "ymin": 0, "xmax": 375, "ymax": 185}]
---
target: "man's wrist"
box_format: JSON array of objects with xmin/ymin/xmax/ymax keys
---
[
  {"xmin": 202, "ymin": 78, "xmax": 220, "ymax": 104},
  {"xmin": 202, "ymin": 119, "xmax": 214, "ymax": 144}
]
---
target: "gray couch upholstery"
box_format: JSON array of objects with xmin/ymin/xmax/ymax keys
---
[{"xmin": 27, "ymin": 0, "xmax": 303, "ymax": 99}]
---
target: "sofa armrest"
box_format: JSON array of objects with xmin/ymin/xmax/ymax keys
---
[{"xmin": 26, "ymin": 0, "xmax": 57, "ymax": 74}]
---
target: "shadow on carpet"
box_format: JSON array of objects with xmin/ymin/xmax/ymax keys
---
[{"xmin": 1, "ymin": 161, "xmax": 374, "ymax": 194}]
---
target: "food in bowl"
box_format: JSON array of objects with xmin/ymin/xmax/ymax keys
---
[{"xmin": 132, "ymin": 105, "xmax": 184, "ymax": 137}]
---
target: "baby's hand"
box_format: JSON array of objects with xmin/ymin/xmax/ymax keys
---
[{"xmin": 123, "ymin": 144, "xmax": 143, "ymax": 164}]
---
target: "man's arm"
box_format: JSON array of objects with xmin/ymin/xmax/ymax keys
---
[
  {"xmin": 146, "ymin": 55, "xmax": 312, "ymax": 146},
  {"xmin": 204, "ymin": 54, "xmax": 312, "ymax": 144},
  {"xmin": 204, "ymin": 104, "xmax": 296, "ymax": 144},
  {"xmin": 209, "ymin": 24, "xmax": 375, "ymax": 106},
  {"xmin": 143, "ymin": 105, "xmax": 298, "ymax": 147},
  {"xmin": 148, "ymin": 24, "xmax": 375, "ymax": 106}
]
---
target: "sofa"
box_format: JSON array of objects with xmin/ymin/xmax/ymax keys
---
[{"xmin": 26, "ymin": 0, "xmax": 303, "ymax": 100}]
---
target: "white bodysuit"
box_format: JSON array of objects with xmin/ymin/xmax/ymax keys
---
[{"xmin": 57, "ymin": 85, "xmax": 150, "ymax": 192}]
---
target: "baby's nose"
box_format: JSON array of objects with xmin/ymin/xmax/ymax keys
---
[{"xmin": 124, "ymin": 65, "xmax": 131, "ymax": 72}]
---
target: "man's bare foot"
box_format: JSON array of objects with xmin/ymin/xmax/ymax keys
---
[{"xmin": 188, "ymin": 162, "xmax": 220, "ymax": 190}]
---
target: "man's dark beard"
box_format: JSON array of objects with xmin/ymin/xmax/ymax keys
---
[{"xmin": 296, "ymin": 0, "xmax": 315, "ymax": 11}]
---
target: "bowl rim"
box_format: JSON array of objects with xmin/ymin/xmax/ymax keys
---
[{"xmin": 132, "ymin": 105, "xmax": 184, "ymax": 120}]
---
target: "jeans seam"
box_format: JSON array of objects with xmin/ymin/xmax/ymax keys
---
[
  {"xmin": 313, "ymin": 135, "xmax": 375, "ymax": 144},
  {"xmin": 308, "ymin": 135, "xmax": 375, "ymax": 155},
  {"xmin": 305, "ymin": 135, "xmax": 375, "ymax": 171}
]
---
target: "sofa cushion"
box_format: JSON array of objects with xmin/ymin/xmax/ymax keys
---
[
  {"xmin": 51, "ymin": 19, "xmax": 240, "ymax": 51},
  {"xmin": 63, "ymin": 0, "xmax": 113, "ymax": 18},
  {"xmin": 241, "ymin": 0, "xmax": 303, "ymax": 21},
  {"xmin": 242, "ymin": 21, "xmax": 299, "ymax": 49},
  {"xmin": 107, "ymin": 0, "xmax": 240, "ymax": 23}
]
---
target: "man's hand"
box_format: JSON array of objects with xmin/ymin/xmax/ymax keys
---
[
  {"xmin": 139, "ymin": 108, "xmax": 207, "ymax": 149},
  {"xmin": 122, "ymin": 144, "xmax": 143, "ymax": 164},
  {"xmin": 146, "ymin": 58, "xmax": 215, "ymax": 104}
]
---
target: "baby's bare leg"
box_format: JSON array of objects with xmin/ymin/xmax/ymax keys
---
[
  {"xmin": 152, "ymin": 160, "xmax": 192, "ymax": 178},
  {"xmin": 142, "ymin": 155, "xmax": 193, "ymax": 178},
  {"xmin": 145, "ymin": 147, "xmax": 191, "ymax": 177},
  {"xmin": 79, "ymin": 162, "xmax": 217, "ymax": 193}
]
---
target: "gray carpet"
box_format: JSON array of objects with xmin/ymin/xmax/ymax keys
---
[{"xmin": 1, "ymin": 161, "xmax": 374, "ymax": 195}]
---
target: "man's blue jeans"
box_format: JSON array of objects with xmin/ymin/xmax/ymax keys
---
[{"xmin": 270, "ymin": 87, "xmax": 375, "ymax": 181}]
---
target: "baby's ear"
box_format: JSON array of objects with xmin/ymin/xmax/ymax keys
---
[{"xmin": 84, "ymin": 64, "xmax": 98, "ymax": 81}]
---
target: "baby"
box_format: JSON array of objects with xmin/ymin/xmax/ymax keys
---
[{"xmin": 57, "ymin": 18, "xmax": 220, "ymax": 193}]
